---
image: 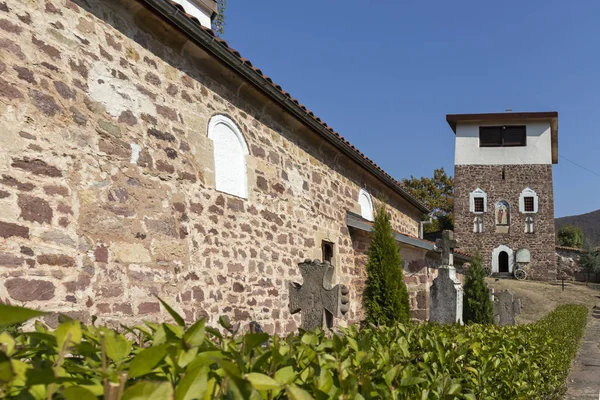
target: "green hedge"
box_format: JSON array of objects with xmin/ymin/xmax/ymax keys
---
[{"xmin": 0, "ymin": 302, "xmax": 587, "ymax": 399}]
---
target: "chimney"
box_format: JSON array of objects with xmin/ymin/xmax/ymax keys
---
[{"xmin": 177, "ymin": 0, "xmax": 217, "ymax": 29}]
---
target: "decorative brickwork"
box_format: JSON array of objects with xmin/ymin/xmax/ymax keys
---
[
  {"xmin": 454, "ymin": 165, "xmax": 556, "ymax": 280},
  {"xmin": 0, "ymin": 0, "xmax": 424, "ymax": 332}
]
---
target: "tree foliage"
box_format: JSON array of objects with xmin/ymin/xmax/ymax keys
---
[
  {"xmin": 212, "ymin": 0, "xmax": 226, "ymax": 36},
  {"xmin": 579, "ymin": 243, "xmax": 600, "ymax": 283},
  {"xmin": 364, "ymin": 205, "xmax": 411, "ymax": 325},
  {"xmin": 463, "ymin": 253, "xmax": 494, "ymax": 324},
  {"xmin": 402, "ymin": 168, "xmax": 454, "ymax": 233},
  {"xmin": 557, "ymin": 225, "xmax": 584, "ymax": 248}
]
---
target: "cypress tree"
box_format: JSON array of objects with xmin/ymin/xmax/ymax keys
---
[
  {"xmin": 364, "ymin": 205, "xmax": 411, "ymax": 325},
  {"xmin": 463, "ymin": 253, "xmax": 494, "ymax": 324}
]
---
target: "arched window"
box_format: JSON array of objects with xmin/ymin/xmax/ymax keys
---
[
  {"xmin": 469, "ymin": 188, "xmax": 487, "ymax": 213},
  {"xmin": 473, "ymin": 216, "xmax": 483, "ymax": 233},
  {"xmin": 208, "ymin": 115, "xmax": 249, "ymax": 199},
  {"xmin": 519, "ymin": 187, "xmax": 539, "ymax": 214},
  {"xmin": 358, "ymin": 189, "xmax": 374, "ymax": 221}
]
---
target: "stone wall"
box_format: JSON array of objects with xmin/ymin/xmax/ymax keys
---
[
  {"xmin": 0, "ymin": 0, "xmax": 423, "ymax": 332},
  {"xmin": 557, "ymin": 248, "xmax": 600, "ymax": 283},
  {"xmin": 454, "ymin": 164, "xmax": 556, "ymax": 280}
]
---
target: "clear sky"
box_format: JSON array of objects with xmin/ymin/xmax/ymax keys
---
[{"xmin": 224, "ymin": 0, "xmax": 600, "ymax": 218}]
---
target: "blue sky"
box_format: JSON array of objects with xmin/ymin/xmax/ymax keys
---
[{"xmin": 224, "ymin": 1, "xmax": 600, "ymax": 218}]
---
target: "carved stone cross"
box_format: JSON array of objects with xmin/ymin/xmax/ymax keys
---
[
  {"xmin": 435, "ymin": 230, "xmax": 459, "ymax": 267},
  {"xmin": 289, "ymin": 259, "xmax": 350, "ymax": 331}
]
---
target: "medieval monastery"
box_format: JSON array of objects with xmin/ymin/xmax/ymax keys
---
[{"xmin": 0, "ymin": 0, "xmax": 554, "ymax": 332}]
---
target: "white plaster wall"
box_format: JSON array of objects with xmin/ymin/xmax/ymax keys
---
[
  {"xmin": 175, "ymin": 0, "xmax": 212, "ymax": 28},
  {"xmin": 454, "ymin": 121, "xmax": 552, "ymax": 165}
]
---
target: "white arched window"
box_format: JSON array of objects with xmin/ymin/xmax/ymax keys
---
[
  {"xmin": 358, "ymin": 189, "xmax": 374, "ymax": 221},
  {"xmin": 208, "ymin": 115, "xmax": 249, "ymax": 199},
  {"xmin": 469, "ymin": 188, "xmax": 487, "ymax": 213},
  {"xmin": 519, "ymin": 187, "xmax": 539, "ymax": 214}
]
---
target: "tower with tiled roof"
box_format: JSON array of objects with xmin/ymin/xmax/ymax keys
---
[{"xmin": 447, "ymin": 112, "xmax": 558, "ymax": 280}]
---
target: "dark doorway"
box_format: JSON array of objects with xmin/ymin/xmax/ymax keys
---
[{"xmin": 499, "ymin": 251, "xmax": 509, "ymax": 273}]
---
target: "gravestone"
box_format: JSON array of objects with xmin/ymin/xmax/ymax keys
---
[
  {"xmin": 289, "ymin": 259, "xmax": 350, "ymax": 331},
  {"xmin": 430, "ymin": 230, "xmax": 464, "ymax": 324},
  {"xmin": 494, "ymin": 290, "xmax": 521, "ymax": 326}
]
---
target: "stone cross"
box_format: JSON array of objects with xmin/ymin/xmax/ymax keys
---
[
  {"xmin": 429, "ymin": 266, "xmax": 463, "ymax": 325},
  {"xmin": 435, "ymin": 230, "xmax": 459, "ymax": 267},
  {"xmin": 289, "ymin": 259, "xmax": 350, "ymax": 331},
  {"xmin": 493, "ymin": 290, "xmax": 521, "ymax": 326}
]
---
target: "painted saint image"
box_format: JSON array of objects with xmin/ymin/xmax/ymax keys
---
[{"xmin": 495, "ymin": 201, "xmax": 509, "ymax": 225}]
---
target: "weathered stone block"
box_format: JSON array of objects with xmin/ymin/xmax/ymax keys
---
[
  {"xmin": 18, "ymin": 195, "xmax": 52, "ymax": 224},
  {"xmin": 112, "ymin": 243, "xmax": 151, "ymax": 263},
  {"xmin": 5, "ymin": 278, "xmax": 55, "ymax": 301}
]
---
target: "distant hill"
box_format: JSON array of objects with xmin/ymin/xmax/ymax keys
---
[{"xmin": 555, "ymin": 209, "xmax": 600, "ymax": 247}]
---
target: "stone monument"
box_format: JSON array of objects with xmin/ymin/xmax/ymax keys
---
[
  {"xmin": 289, "ymin": 259, "xmax": 350, "ymax": 331},
  {"xmin": 493, "ymin": 290, "xmax": 521, "ymax": 326},
  {"xmin": 430, "ymin": 230, "xmax": 464, "ymax": 324}
]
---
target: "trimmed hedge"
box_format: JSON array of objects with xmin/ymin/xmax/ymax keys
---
[{"xmin": 0, "ymin": 302, "xmax": 587, "ymax": 399}]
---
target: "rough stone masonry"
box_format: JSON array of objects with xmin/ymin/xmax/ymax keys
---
[{"xmin": 0, "ymin": 0, "xmax": 434, "ymax": 332}]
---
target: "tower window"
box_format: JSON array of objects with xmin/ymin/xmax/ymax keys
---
[
  {"xmin": 470, "ymin": 188, "xmax": 487, "ymax": 213},
  {"xmin": 321, "ymin": 240, "xmax": 334, "ymax": 264},
  {"xmin": 479, "ymin": 126, "xmax": 526, "ymax": 147},
  {"xmin": 524, "ymin": 197, "xmax": 535, "ymax": 212},
  {"xmin": 519, "ymin": 188, "xmax": 539, "ymax": 213},
  {"xmin": 474, "ymin": 197, "xmax": 484, "ymax": 213}
]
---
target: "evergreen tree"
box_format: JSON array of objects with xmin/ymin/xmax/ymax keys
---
[
  {"xmin": 463, "ymin": 253, "xmax": 494, "ymax": 324},
  {"xmin": 364, "ymin": 205, "xmax": 411, "ymax": 325},
  {"xmin": 580, "ymin": 241, "xmax": 600, "ymax": 284}
]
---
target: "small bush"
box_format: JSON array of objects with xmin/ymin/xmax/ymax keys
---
[
  {"xmin": 0, "ymin": 303, "xmax": 587, "ymax": 399},
  {"xmin": 463, "ymin": 253, "xmax": 494, "ymax": 324}
]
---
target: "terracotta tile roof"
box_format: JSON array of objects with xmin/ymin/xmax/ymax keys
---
[{"xmin": 137, "ymin": 0, "xmax": 429, "ymax": 213}]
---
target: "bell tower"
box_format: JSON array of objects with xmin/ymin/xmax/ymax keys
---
[{"xmin": 447, "ymin": 112, "xmax": 558, "ymax": 280}]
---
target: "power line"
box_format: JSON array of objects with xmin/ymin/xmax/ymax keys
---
[{"xmin": 559, "ymin": 154, "xmax": 600, "ymax": 179}]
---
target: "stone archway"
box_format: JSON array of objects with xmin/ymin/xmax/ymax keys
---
[{"xmin": 492, "ymin": 245, "xmax": 514, "ymax": 274}]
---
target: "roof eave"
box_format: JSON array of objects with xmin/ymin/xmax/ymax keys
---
[{"xmin": 137, "ymin": 0, "xmax": 430, "ymax": 214}]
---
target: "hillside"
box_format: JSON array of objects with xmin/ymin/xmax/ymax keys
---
[{"xmin": 556, "ymin": 209, "xmax": 600, "ymax": 247}]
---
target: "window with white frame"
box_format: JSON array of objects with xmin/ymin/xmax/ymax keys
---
[
  {"xmin": 469, "ymin": 188, "xmax": 487, "ymax": 213},
  {"xmin": 208, "ymin": 115, "xmax": 249, "ymax": 199},
  {"xmin": 358, "ymin": 189, "xmax": 374, "ymax": 221},
  {"xmin": 519, "ymin": 187, "xmax": 539, "ymax": 213}
]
